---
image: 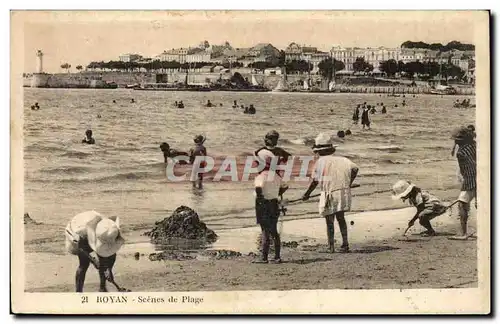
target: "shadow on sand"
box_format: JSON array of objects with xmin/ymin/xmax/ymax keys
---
[
  {"xmin": 352, "ymin": 245, "xmax": 400, "ymax": 254},
  {"xmin": 284, "ymin": 257, "xmax": 333, "ymax": 265}
]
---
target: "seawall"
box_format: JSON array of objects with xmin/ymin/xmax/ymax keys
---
[{"xmin": 22, "ymin": 72, "xmax": 475, "ymax": 95}]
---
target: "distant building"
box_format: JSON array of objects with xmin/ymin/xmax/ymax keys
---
[
  {"xmin": 284, "ymin": 43, "xmax": 328, "ymax": 72},
  {"xmin": 285, "ymin": 43, "xmax": 318, "ymax": 61},
  {"xmin": 331, "ymin": 46, "xmax": 401, "ymax": 71},
  {"xmin": 247, "ymin": 43, "xmax": 281, "ymax": 59},
  {"xmin": 155, "ymin": 47, "xmax": 211, "ymax": 63},
  {"xmin": 119, "ymin": 53, "xmax": 142, "ymax": 62}
]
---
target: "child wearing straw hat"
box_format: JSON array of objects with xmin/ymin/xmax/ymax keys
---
[
  {"xmin": 391, "ymin": 180, "xmax": 448, "ymax": 236},
  {"xmin": 302, "ymin": 133, "xmax": 359, "ymax": 253},
  {"xmin": 65, "ymin": 210, "xmax": 125, "ymax": 292}
]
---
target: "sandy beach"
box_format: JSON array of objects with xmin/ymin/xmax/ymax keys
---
[{"xmin": 24, "ymin": 206, "xmax": 477, "ymax": 292}]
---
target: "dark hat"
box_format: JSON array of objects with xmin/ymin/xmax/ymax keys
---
[
  {"xmin": 265, "ymin": 130, "xmax": 279, "ymax": 140},
  {"xmin": 160, "ymin": 142, "xmax": 170, "ymax": 151},
  {"xmin": 194, "ymin": 135, "xmax": 206, "ymax": 144},
  {"xmin": 451, "ymin": 126, "xmax": 473, "ymax": 140}
]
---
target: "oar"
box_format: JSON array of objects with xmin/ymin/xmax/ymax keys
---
[
  {"xmin": 65, "ymin": 229, "xmax": 131, "ymax": 292},
  {"xmin": 286, "ymin": 183, "xmax": 361, "ymax": 205}
]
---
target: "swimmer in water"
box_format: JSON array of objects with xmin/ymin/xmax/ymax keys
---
[
  {"xmin": 112, "ymin": 100, "xmax": 117, "ymax": 104},
  {"xmin": 174, "ymin": 101, "xmax": 178, "ymax": 107},
  {"xmin": 177, "ymin": 101, "xmax": 184, "ymax": 108},
  {"xmin": 206, "ymin": 100, "xmax": 213, "ymax": 107},
  {"xmin": 31, "ymin": 102, "xmax": 40, "ymax": 110},
  {"xmin": 82, "ymin": 130, "xmax": 95, "ymax": 145},
  {"xmin": 131, "ymin": 99, "xmax": 135, "ymax": 103},
  {"xmin": 160, "ymin": 142, "xmax": 189, "ymax": 164},
  {"xmin": 248, "ymin": 104, "xmax": 256, "ymax": 114},
  {"xmin": 97, "ymin": 114, "xmax": 102, "ymax": 118}
]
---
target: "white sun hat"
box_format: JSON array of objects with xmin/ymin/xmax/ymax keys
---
[
  {"xmin": 86, "ymin": 216, "xmax": 125, "ymax": 257},
  {"xmin": 391, "ymin": 180, "xmax": 415, "ymax": 200},
  {"xmin": 312, "ymin": 133, "xmax": 338, "ymax": 153}
]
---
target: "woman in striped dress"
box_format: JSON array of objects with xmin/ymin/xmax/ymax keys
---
[{"xmin": 449, "ymin": 126, "xmax": 477, "ymax": 240}]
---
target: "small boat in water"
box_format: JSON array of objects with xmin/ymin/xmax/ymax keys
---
[{"xmin": 272, "ymin": 67, "xmax": 289, "ymax": 92}]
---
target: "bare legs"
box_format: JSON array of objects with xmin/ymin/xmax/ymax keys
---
[
  {"xmin": 458, "ymin": 201, "xmax": 470, "ymax": 237},
  {"xmin": 98, "ymin": 254, "xmax": 116, "ymax": 292},
  {"xmin": 325, "ymin": 212, "xmax": 349, "ymax": 253},
  {"xmin": 75, "ymin": 247, "xmax": 116, "ymax": 292},
  {"xmin": 75, "ymin": 252, "xmax": 90, "ymax": 293}
]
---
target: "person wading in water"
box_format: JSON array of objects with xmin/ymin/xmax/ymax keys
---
[
  {"xmin": 189, "ymin": 135, "xmax": 208, "ymax": 189},
  {"xmin": 82, "ymin": 130, "xmax": 95, "ymax": 145},
  {"xmin": 361, "ymin": 106, "xmax": 371, "ymax": 130},
  {"xmin": 352, "ymin": 104, "xmax": 360, "ymax": 124},
  {"xmin": 302, "ymin": 133, "xmax": 359, "ymax": 253}
]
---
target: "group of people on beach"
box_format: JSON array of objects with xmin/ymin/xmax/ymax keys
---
[
  {"xmin": 249, "ymin": 123, "xmax": 476, "ymax": 264},
  {"xmin": 62, "ymin": 92, "xmax": 477, "ymax": 291}
]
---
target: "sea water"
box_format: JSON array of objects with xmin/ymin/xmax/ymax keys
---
[{"xmin": 23, "ymin": 88, "xmax": 475, "ymax": 233}]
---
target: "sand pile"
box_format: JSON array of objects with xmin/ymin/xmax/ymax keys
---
[{"xmin": 144, "ymin": 206, "xmax": 218, "ymax": 244}]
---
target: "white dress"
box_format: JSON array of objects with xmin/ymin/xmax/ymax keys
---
[{"xmin": 312, "ymin": 155, "xmax": 357, "ymax": 216}]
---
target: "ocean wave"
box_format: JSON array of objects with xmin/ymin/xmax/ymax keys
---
[
  {"xmin": 372, "ymin": 145, "xmax": 403, "ymax": 153},
  {"xmin": 25, "ymin": 144, "xmax": 68, "ymax": 154},
  {"xmin": 49, "ymin": 170, "xmax": 160, "ymax": 184},
  {"xmin": 287, "ymin": 137, "xmax": 315, "ymax": 146},
  {"xmin": 379, "ymin": 158, "xmax": 446, "ymax": 165},
  {"xmin": 59, "ymin": 151, "xmax": 93, "ymax": 158},
  {"xmin": 40, "ymin": 166, "xmax": 91, "ymax": 174}
]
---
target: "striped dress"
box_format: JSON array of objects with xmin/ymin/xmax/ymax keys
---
[{"xmin": 456, "ymin": 142, "xmax": 477, "ymax": 191}]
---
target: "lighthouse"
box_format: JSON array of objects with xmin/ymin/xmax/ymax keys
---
[{"xmin": 36, "ymin": 50, "xmax": 43, "ymax": 73}]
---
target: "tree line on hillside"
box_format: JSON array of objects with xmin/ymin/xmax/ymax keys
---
[
  {"xmin": 85, "ymin": 60, "xmax": 245, "ymax": 72},
  {"xmin": 400, "ymin": 40, "xmax": 474, "ymax": 52},
  {"xmin": 379, "ymin": 59, "xmax": 466, "ymax": 80}
]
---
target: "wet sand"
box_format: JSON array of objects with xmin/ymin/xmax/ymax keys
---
[{"xmin": 24, "ymin": 207, "xmax": 477, "ymax": 292}]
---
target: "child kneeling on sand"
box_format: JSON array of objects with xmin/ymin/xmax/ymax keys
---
[{"xmin": 391, "ymin": 180, "xmax": 448, "ymax": 236}]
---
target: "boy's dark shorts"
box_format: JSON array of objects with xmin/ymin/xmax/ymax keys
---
[
  {"xmin": 418, "ymin": 204, "xmax": 448, "ymax": 221},
  {"xmin": 255, "ymin": 198, "xmax": 279, "ymax": 226}
]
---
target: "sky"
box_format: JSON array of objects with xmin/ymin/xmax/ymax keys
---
[{"xmin": 16, "ymin": 11, "xmax": 480, "ymax": 73}]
